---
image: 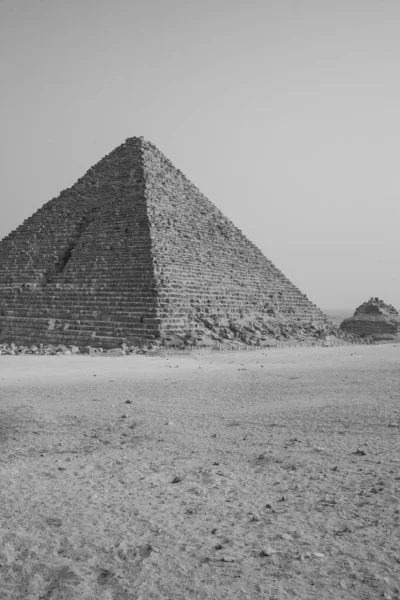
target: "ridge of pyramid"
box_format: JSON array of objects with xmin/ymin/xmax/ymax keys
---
[{"xmin": 0, "ymin": 137, "xmax": 335, "ymax": 348}]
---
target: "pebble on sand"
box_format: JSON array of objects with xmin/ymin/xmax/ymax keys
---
[
  {"xmin": 220, "ymin": 556, "xmax": 236, "ymax": 563},
  {"xmin": 259, "ymin": 547, "xmax": 276, "ymax": 557},
  {"xmin": 353, "ymin": 448, "xmax": 367, "ymax": 455}
]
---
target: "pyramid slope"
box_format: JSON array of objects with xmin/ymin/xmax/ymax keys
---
[
  {"xmin": 141, "ymin": 140, "xmax": 327, "ymax": 335},
  {"xmin": 0, "ymin": 137, "xmax": 328, "ymax": 348},
  {"xmin": 0, "ymin": 138, "xmax": 159, "ymax": 346}
]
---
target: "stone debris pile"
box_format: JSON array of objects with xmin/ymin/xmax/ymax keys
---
[
  {"xmin": 0, "ymin": 343, "xmax": 141, "ymax": 356},
  {"xmin": 164, "ymin": 314, "xmax": 359, "ymax": 349},
  {"xmin": 0, "ymin": 311, "xmax": 359, "ymax": 355}
]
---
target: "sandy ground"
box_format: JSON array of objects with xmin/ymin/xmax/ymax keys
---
[{"xmin": 1, "ymin": 345, "xmax": 400, "ymax": 600}]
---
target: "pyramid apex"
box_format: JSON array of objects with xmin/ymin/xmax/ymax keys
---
[{"xmin": 125, "ymin": 135, "xmax": 146, "ymax": 143}]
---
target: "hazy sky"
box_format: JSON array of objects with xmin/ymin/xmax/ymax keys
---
[{"xmin": 1, "ymin": 0, "xmax": 399, "ymax": 310}]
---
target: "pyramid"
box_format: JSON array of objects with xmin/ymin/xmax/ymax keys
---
[
  {"xmin": 0, "ymin": 137, "xmax": 328, "ymax": 348},
  {"xmin": 340, "ymin": 297, "xmax": 399, "ymax": 340}
]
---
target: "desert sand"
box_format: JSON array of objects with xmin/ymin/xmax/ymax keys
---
[{"xmin": 1, "ymin": 344, "xmax": 399, "ymax": 600}]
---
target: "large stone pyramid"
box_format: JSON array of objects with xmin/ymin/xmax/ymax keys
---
[{"xmin": 0, "ymin": 137, "xmax": 328, "ymax": 348}]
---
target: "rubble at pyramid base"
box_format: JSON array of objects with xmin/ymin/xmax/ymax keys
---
[{"xmin": 0, "ymin": 311, "xmax": 360, "ymax": 355}]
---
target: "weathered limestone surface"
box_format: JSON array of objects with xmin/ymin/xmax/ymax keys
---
[
  {"xmin": 0, "ymin": 137, "xmax": 332, "ymax": 348},
  {"xmin": 340, "ymin": 298, "xmax": 399, "ymax": 340},
  {"xmin": 142, "ymin": 141, "xmax": 327, "ymax": 334}
]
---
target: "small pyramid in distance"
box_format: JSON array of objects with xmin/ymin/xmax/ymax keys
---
[
  {"xmin": 340, "ymin": 297, "xmax": 399, "ymax": 340},
  {"xmin": 0, "ymin": 137, "xmax": 329, "ymax": 348}
]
